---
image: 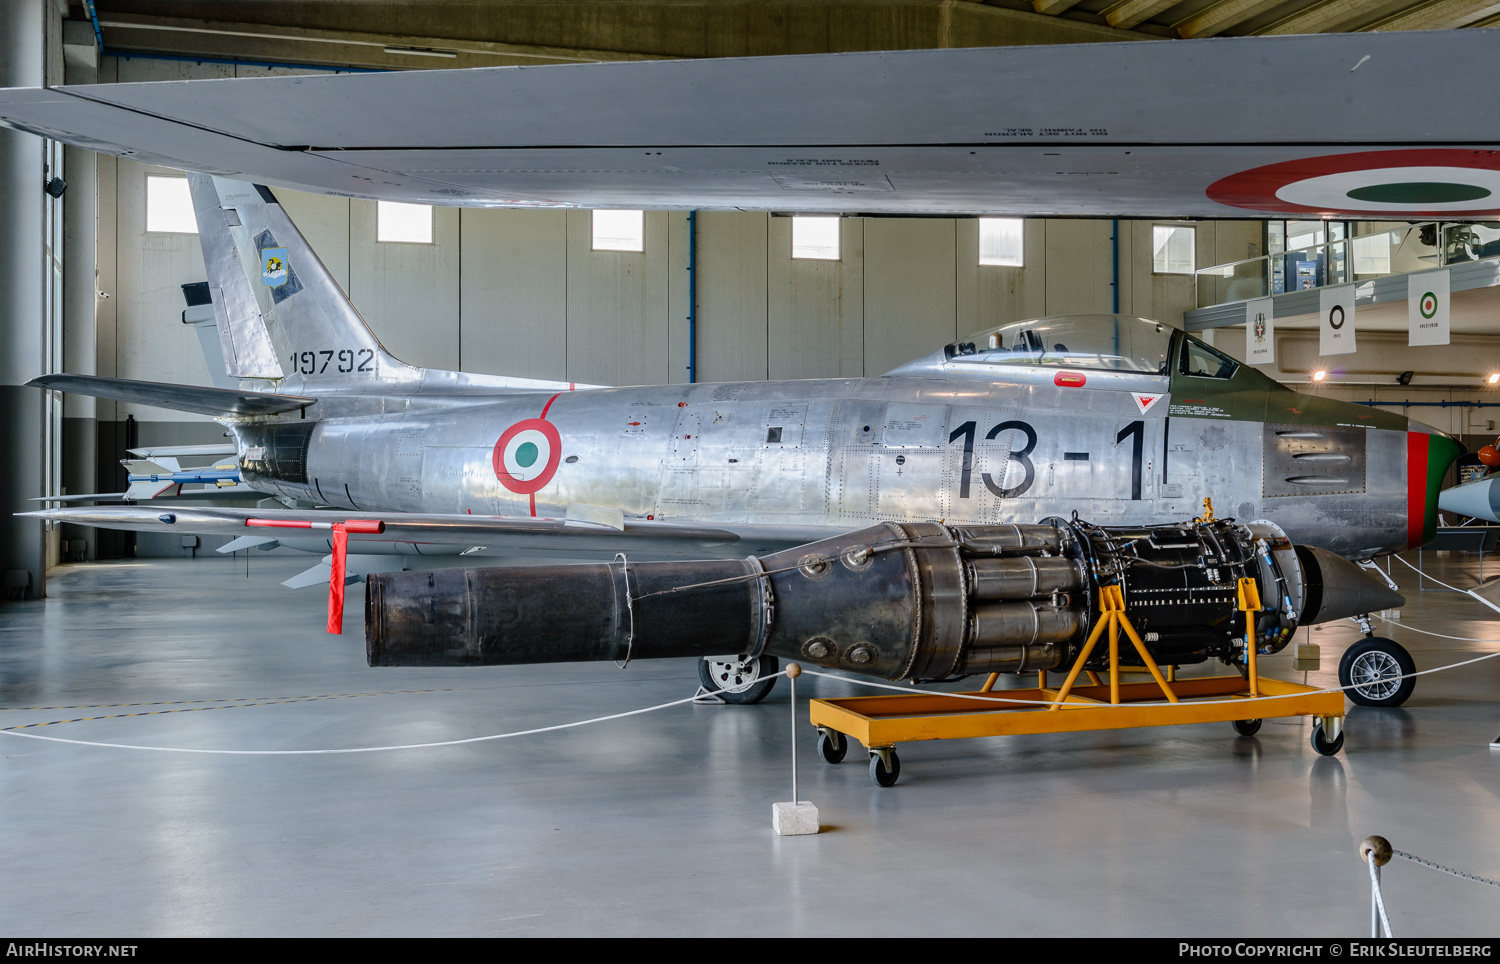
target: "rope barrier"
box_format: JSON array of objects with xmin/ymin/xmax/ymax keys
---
[
  {"xmin": 1369, "ymin": 857, "xmax": 1395, "ymax": 938},
  {"xmin": 0, "ymin": 671, "xmax": 788, "ymax": 756}
]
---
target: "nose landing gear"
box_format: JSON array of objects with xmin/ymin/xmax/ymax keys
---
[{"xmin": 1339, "ymin": 635, "xmax": 1416, "ymax": 708}]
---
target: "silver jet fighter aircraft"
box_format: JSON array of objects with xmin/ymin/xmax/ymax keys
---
[{"xmin": 26, "ymin": 176, "xmax": 1455, "ymax": 705}]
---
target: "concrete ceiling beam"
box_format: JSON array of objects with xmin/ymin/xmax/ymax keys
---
[
  {"xmin": 1369, "ymin": 0, "xmax": 1500, "ymax": 29},
  {"xmin": 92, "ymin": 11, "xmax": 666, "ymax": 71},
  {"xmin": 1258, "ymin": 0, "xmax": 1380, "ymax": 34},
  {"xmin": 1175, "ymin": 0, "xmax": 1289, "ymax": 37},
  {"xmin": 1103, "ymin": 0, "xmax": 1180, "ymax": 29},
  {"xmin": 1031, "ymin": 0, "xmax": 1083, "ymax": 13}
]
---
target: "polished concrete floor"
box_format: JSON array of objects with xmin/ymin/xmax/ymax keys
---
[{"xmin": 1, "ymin": 551, "xmax": 1497, "ymax": 937}]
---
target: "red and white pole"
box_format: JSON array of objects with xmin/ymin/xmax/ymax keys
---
[{"xmin": 244, "ymin": 518, "xmax": 385, "ymax": 634}]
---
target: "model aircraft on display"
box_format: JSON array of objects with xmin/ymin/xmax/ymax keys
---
[{"xmin": 5, "ymin": 29, "xmax": 1495, "ymax": 711}]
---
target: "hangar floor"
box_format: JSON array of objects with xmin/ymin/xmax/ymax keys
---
[{"xmin": 0, "ymin": 552, "xmax": 1497, "ymax": 937}]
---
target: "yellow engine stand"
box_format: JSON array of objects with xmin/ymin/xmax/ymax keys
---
[{"xmin": 809, "ymin": 578, "xmax": 1345, "ymax": 786}]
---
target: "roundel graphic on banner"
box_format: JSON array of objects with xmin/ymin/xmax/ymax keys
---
[
  {"xmin": 1329, "ymin": 305, "xmax": 1345, "ymax": 330},
  {"xmin": 1420, "ymin": 292, "xmax": 1439, "ymax": 319},
  {"xmin": 493, "ymin": 417, "xmax": 562, "ymax": 494},
  {"xmin": 1207, "ymin": 150, "xmax": 1500, "ymax": 217}
]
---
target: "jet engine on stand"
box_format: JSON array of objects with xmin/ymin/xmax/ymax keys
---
[{"xmin": 365, "ymin": 517, "xmax": 1403, "ymax": 682}]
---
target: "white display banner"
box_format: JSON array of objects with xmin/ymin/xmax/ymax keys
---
[
  {"xmin": 1408, "ymin": 268, "xmax": 1450, "ymax": 346},
  {"xmin": 1245, "ymin": 297, "xmax": 1275, "ymax": 366},
  {"xmin": 1319, "ymin": 284, "xmax": 1356, "ymax": 356}
]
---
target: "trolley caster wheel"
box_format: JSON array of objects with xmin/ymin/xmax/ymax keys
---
[
  {"xmin": 1232, "ymin": 718, "xmax": 1263, "ymax": 737},
  {"xmin": 1339, "ymin": 637, "xmax": 1416, "ymax": 708},
  {"xmin": 698, "ymin": 654, "xmax": 779, "ymax": 704},
  {"xmin": 1311, "ymin": 723, "xmax": 1345, "ymax": 756},
  {"xmin": 869, "ymin": 749, "xmax": 901, "ymax": 788},
  {"xmin": 817, "ymin": 729, "xmax": 848, "ymax": 764}
]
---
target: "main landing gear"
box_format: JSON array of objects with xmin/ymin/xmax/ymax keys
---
[{"xmin": 698, "ymin": 654, "xmax": 779, "ymax": 704}]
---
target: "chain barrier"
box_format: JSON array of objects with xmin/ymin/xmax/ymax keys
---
[
  {"xmin": 1392, "ymin": 849, "xmax": 1500, "ymax": 891},
  {"xmin": 1363, "ymin": 835, "xmax": 1500, "ymax": 939}
]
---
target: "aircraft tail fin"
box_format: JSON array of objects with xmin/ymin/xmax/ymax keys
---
[{"xmin": 187, "ymin": 174, "xmax": 417, "ymax": 386}]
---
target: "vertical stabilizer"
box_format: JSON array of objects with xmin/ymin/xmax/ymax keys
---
[{"xmin": 187, "ymin": 174, "xmax": 416, "ymax": 387}]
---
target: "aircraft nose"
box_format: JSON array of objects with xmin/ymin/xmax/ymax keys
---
[
  {"xmin": 1405, "ymin": 422, "xmax": 1464, "ymax": 550},
  {"xmin": 1296, "ymin": 545, "xmax": 1405, "ymax": 624}
]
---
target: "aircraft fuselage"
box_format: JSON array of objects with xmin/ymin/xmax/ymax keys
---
[{"xmin": 237, "ymin": 334, "xmax": 1457, "ymax": 561}]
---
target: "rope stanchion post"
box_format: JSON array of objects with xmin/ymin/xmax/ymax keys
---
[
  {"xmin": 1361, "ymin": 835, "xmax": 1394, "ymax": 938},
  {"xmin": 773, "ymin": 663, "xmax": 819, "ymax": 836}
]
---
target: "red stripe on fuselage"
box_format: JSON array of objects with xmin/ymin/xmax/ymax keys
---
[
  {"xmin": 1407, "ymin": 431, "xmax": 1428, "ymax": 550},
  {"xmin": 540, "ymin": 392, "xmax": 562, "ymax": 419}
]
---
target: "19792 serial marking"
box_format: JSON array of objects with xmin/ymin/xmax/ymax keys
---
[{"xmin": 288, "ymin": 348, "xmax": 375, "ymax": 376}]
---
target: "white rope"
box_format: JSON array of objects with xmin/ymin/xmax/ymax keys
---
[
  {"xmin": 1392, "ymin": 849, "xmax": 1500, "ymax": 890},
  {"xmin": 1370, "ymin": 859, "xmax": 1395, "ymax": 938},
  {"xmin": 0, "ymin": 671, "xmax": 787, "ymax": 756},
  {"xmin": 803, "ymin": 637, "xmax": 1500, "ymax": 710},
  {"xmin": 1392, "ymin": 555, "xmax": 1500, "ymax": 618},
  {"xmin": 1373, "ymin": 619, "xmax": 1500, "ymax": 643}
]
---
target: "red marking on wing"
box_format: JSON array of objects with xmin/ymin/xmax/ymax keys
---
[
  {"xmin": 1054, "ymin": 372, "xmax": 1087, "ymax": 388},
  {"xmin": 1209, "ymin": 149, "xmax": 1500, "ymax": 217}
]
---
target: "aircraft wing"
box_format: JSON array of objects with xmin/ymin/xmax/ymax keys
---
[
  {"xmin": 2, "ymin": 31, "xmax": 1499, "ymax": 217},
  {"xmin": 29, "ymin": 374, "xmax": 316, "ymax": 417},
  {"xmin": 18, "ymin": 505, "xmax": 844, "ymax": 558}
]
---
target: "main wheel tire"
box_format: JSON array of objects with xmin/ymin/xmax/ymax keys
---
[
  {"xmin": 698, "ymin": 654, "xmax": 779, "ymax": 705},
  {"xmin": 869, "ymin": 750, "xmax": 901, "ymax": 788},
  {"xmin": 1339, "ymin": 637, "xmax": 1416, "ymax": 708},
  {"xmin": 818, "ymin": 730, "xmax": 848, "ymax": 764},
  {"xmin": 1311, "ymin": 723, "xmax": 1345, "ymax": 756},
  {"xmin": 1232, "ymin": 718, "xmax": 1263, "ymax": 737}
]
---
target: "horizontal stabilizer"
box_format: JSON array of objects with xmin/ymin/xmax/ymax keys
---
[
  {"xmin": 29, "ymin": 374, "xmax": 316, "ymax": 417},
  {"xmin": 1439, "ymin": 476, "xmax": 1500, "ymax": 523}
]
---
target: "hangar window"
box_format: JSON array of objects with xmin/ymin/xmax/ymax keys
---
[
  {"xmin": 377, "ymin": 201, "xmax": 433, "ymax": 244},
  {"xmin": 978, "ymin": 218, "xmax": 1023, "ymax": 267},
  {"xmin": 792, "ymin": 216, "xmax": 841, "ymax": 260},
  {"xmin": 145, "ymin": 176, "xmax": 197, "ymax": 234},
  {"xmin": 1153, "ymin": 225, "xmax": 1195, "ymax": 274},
  {"xmin": 593, "ymin": 210, "xmax": 645, "ymax": 252}
]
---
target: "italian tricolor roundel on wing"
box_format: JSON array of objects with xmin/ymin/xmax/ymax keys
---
[{"xmin": 1208, "ymin": 149, "xmax": 1500, "ymax": 218}]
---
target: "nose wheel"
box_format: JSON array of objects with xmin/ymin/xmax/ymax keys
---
[{"xmin": 1339, "ymin": 637, "xmax": 1415, "ymax": 707}]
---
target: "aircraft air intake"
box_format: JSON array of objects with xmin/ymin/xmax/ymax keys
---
[{"xmin": 365, "ymin": 517, "xmax": 1403, "ymax": 682}]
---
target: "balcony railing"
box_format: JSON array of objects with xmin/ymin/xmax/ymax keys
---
[{"xmin": 1194, "ymin": 222, "xmax": 1500, "ymax": 310}]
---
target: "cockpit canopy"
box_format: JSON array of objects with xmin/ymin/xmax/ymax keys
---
[{"xmin": 943, "ymin": 314, "xmax": 1173, "ymax": 376}]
